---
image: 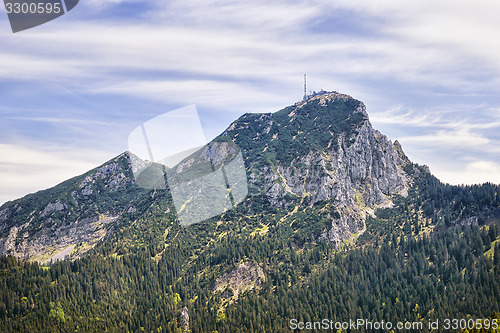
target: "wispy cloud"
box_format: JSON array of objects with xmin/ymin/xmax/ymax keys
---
[
  {"xmin": 369, "ymin": 103, "xmax": 500, "ymax": 184},
  {"xmin": 430, "ymin": 160, "xmax": 500, "ymax": 186},
  {"xmin": 0, "ymin": 0, "xmax": 499, "ymax": 203},
  {"xmin": 2, "ymin": 1, "xmax": 498, "ymax": 93},
  {"xmin": 371, "ymin": 106, "xmax": 500, "ymax": 131},
  {"xmin": 400, "ymin": 130, "xmax": 491, "ymax": 149}
]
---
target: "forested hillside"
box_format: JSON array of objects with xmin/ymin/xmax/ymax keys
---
[{"xmin": 1, "ymin": 161, "xmax": 499, "ymax": 332}]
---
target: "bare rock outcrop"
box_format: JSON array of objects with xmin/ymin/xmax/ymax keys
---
[{"xmin": 214, "ymin": 261, "xmax": 265, "ymax": 300}]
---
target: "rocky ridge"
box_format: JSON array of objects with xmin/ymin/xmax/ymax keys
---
[
  {"xmin": 0, "ymin": 92, "xmax": 412, "ymax": 260},
  {"xmin": 0, "ymin": 153, "xmax": 142, "ymax": 262},
  {"xmin": 224, "ymin": 92, "xmax": 410, "ymax": 247}
]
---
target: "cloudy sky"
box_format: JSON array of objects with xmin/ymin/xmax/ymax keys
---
[{"xmin": 1, "ymin": 0, "xmax": 499, "ymax": 205}]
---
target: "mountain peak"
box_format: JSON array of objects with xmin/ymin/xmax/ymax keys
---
[
  {"xmin": 223, "ymin": 91, "xmax": 370, "ymax": 166},
  {"xmin": 298, "ymin": 90, "xmax": 357, "ymax": 105},
  {"xmin": 295, "ymin": 90, "xmax": 369, "ymax": 122},
  {"xmin": 218, "ymin": 93, "xmax": 408, "ymax": 246}
]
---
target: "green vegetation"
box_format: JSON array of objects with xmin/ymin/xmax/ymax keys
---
[
  {"xmin": 0, "ymin": 172, "xmax": 499, "ymax": 332},
  {"xmin": 225, "ymin": 97, "xmax": 367, "ymax": 169}
]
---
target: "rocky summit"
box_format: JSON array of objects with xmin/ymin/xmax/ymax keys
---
[
  {"xmin": 224, "ymin": 92, "xmax": 409, "ymax": 247},
  {"xmin": 0, "ymin": 92, "xmax": 411, "ymax": 260}
]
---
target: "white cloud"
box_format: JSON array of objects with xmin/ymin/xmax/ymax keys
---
[
  {"xmin": 0, "ymin": 0, "xmax": 497, "ymax": 115},
  {"xmin": 80, "ymin": 0, "xmax": 149, "ymax": 10},
  {"xmin": 372, "ymin": 105, "xmax": 500, "ymax": 157},
  {"xmin": 370, "ymin": 106, "xmax": 442, "ymax": 128},
  {"xmin": 372, "ymin": 104, "xmax": 500, "ymax": 127},
  {"xmin": 2, "ymin": 0, "xmax": 497, "ymax": 91},
  {"xmin": 431, "ymin": 160, "xmax": 500, "ymax": 186},
  {"xmin": 90, "ymin": 78, "xmax": 291, "ymax": 114},
  {"xmin": 149, "ymin": 0, "xmax": 319, "ymax": 32},
  {"xmin": 400, "ymin": 130, "xmax": 491, "ymax": 149}
]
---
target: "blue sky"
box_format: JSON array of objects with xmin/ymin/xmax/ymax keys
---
[{"xmin": 1, "ymin": 0, "xmax": 500, "ymax": 205}]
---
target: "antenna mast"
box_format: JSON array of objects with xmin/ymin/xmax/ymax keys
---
[{"xmin": 303, "ymin": 74, "xmax": 307, "ymax": 101}]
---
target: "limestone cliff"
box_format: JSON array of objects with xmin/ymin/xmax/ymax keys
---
[{"xmin": 223, "ymin": 92, "xmax": 409, "ymax": 247}]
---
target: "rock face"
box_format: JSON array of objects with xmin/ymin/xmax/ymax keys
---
[
  {"xmin": 257, "ymin": 123, "xmax": 407, "ymax": 207},
  {"xmin": 179, "ymin": 307, "xmax": 189, "ymax": 333},
  {"xmin": 0, "ymin": 214, "xmax": 116, "ymax": 263},
  {"xmin": 223, "ymin": 92, "xmax": 409, "ymax": 247},
  {"xmin": 214, "ymin": 261, "xmax": 265, "ymax": 300}
]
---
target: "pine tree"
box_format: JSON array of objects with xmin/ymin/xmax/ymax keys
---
[{"xmin": 494, "ymin": 243, "xmax": 500, "ymax": 268}]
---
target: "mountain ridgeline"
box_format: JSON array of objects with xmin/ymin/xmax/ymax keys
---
[{"xmin": 0, "ymin": 92, "xmax": 499, "ymax": 332}]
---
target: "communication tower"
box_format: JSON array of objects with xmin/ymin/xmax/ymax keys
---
[{"xmin": 303, "ymin": 74, "xmax": 307, "ymax": 101}]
